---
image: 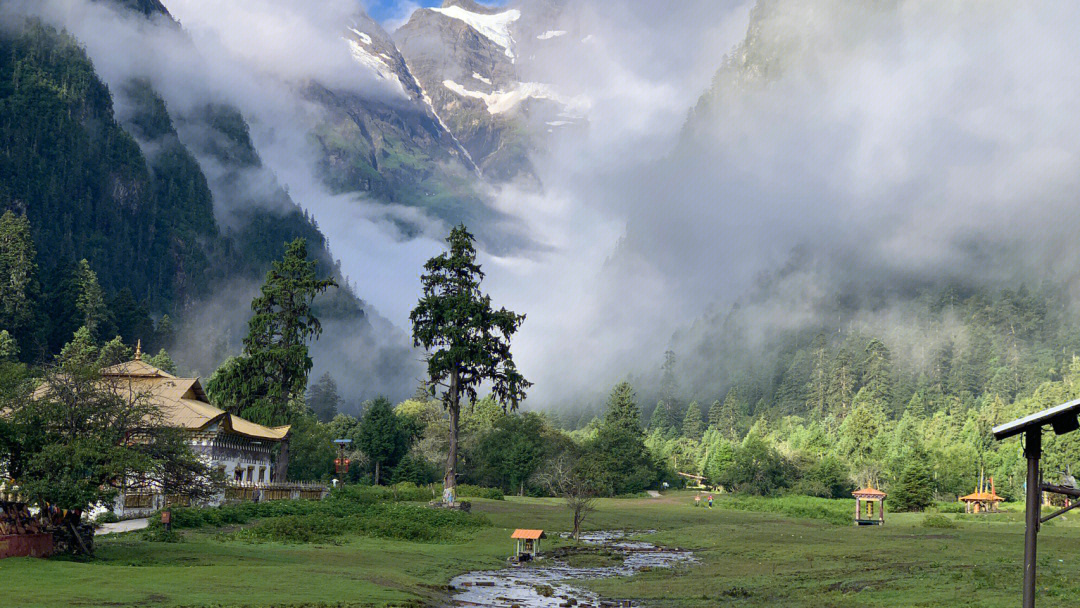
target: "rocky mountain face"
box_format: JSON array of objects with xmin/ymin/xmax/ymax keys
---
[
  {"xmin": 392, "ymin": 0, "xmax": 582, "ymax": 187},
  {"xmin": 309, "ymin": 10, "xmax": 490, "ymax": 228},
  {"xmin": 312, "ymin": 0, "xmax": 589, "ymax": 226}
]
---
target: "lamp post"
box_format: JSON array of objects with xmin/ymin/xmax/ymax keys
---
[{"xmin": 333, "ymin": 439, "xmax": 352, "ymax": 481}]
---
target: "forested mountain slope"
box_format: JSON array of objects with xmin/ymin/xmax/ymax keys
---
[{"xmin": 0, "ymin": 18, "xmax": 418, "ymax": 400}]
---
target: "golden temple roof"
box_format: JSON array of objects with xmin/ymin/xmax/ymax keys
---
[{"xmin": 48, "ymin": 359, "xmax": 290, "ymax": 441}]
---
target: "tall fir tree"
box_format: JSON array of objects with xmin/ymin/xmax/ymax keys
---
[
  {"xmin": 861, "ymin": 338, "xmax": 894, "ymax": 408},
  {"xmin": 651, "ymin": 350, "xmax": 682, "ymax": 433},
  {"xmin": 707, "ymin": 398, "xmax": 723, "ymax": 429},
  {"xmin": 206, "ymin": 238, "xmax": 335, "ymax": 481},
  {"xmin": 805, "ymin": 333, "xmax": 830, "ymax": 414},
  {"xmin": 604, "ymin": 381, "xmax": 643, "ymax": 434},
  {"xmin": 682, "ymin": 400, "xmax": 703, "ymax": 440},
  {"xmin": 410, "ymin": 225, "xmax": 530, "ymax": 492},
  {"xmin": 826, "ymin": 347, "xmax": 855, "ymax": 416},
  {"xmin": 208, "ymin": 238, "xmax": 336, "ymax": 426}
]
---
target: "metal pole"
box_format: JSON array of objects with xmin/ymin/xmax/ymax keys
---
[{"xmin": 1023, "ymin": 428, "xmax": 1042, "ymax": 608}]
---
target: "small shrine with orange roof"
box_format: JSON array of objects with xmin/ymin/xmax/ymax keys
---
[
  {"xmin": 959, "ymin": 473, "xmax": 1003, "ymax": 514},
  {"xmin": 511, "ymin": 529, "xmax": 545, "ymax": 561},
  {"xmin": 853, "ymin": 485, "xmax": 887, "ymax": 526}
]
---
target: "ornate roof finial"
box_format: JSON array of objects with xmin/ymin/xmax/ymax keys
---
[{"xmin": 134, "ymin": 339, "xmax": 142, "ymax": 361}]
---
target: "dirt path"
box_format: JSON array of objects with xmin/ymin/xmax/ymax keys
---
[
  {"xmin": 95, "ymin": 518, "xmax": 148, "ymax": 535},
  {"xmin": 646, "ymin": 490, "xmax": 662, "ymax": 498}
]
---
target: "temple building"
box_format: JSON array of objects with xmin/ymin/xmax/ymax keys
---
[
  {"xmin": 959, "ymin": 476, "xmax": 1004, "ymax": 514},
  {"xmin": 99, "ymin": 349, "xmax": 292, "ymax": 515}
]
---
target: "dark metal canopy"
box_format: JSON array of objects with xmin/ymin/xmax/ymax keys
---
[
  {"xmin": 994, "ymin": 397, "xmax": 1080, "ymax": 608},
  {"xmin": 992, "ymin": 398, "xmax": 1080, "ymax": 440}
]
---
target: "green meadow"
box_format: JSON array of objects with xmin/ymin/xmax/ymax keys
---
[{"xmin": 2, "ymin": 492, "xmax": 1080, "ymax": 607}]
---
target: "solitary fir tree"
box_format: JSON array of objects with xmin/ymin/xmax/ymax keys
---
[{"xmin": 410, "ymin": 225, "xmax": 530, "ymax": 492}]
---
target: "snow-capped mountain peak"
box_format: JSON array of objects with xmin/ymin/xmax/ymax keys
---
[{"xmin": 429, "ymin": 5, "xmax": 521, "ymax": 61}]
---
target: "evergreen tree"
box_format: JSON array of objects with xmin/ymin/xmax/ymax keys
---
[
  {"xmin": 826, "ymin": 347, "xmax": 855, "ymax": 416},
  {"xmin": 656, "ymin": 350, "xmax": 682, "ymax": 431},
  {"xmin": 578, "ymin": 381, "xmax": 658, "ymax": 496},
  {"xmin": 699, "ymin": 428, "xmax": 735, "ymax": 484},
  {"xmin": 682, "ymin": 400, "xmax": 703, "ymax": 440},
  {"xmin": 74, "ymin": 259, "xmax": 107, "ymax": 339},
  {"xmin": 473, "ymin": 413, "xmax": 548, "ymax": 495},
  {"xmin": 604, "ymin": 381, "xmax": 642, "ymax": 434},
  {"xmin": 0, "ymin": 330, "xmax": 17, "ymax": 361},
  {"xmin": 144, "ymin": 348, "xmax": 177, "ymax": 374},
  {"xmin": 839, "ymin": 392, "xmax": 885, "ymax": 485},
  {"xmin": 716, "ymin": 390, "xmax": 741, "ymax": 439},
  {"xmin": 206, "ymin": 238, "xmax": 336, "ymax": 428},
  {"xmin": 649, "ymin": 400, "xmax": 673, "ymax": 434},
  {"xmin": 777, "ymin": 349, "xmax": 812, "ymax": 414},
  {"xmin": 861, "ymin": 338, "xmax": 894, "ymax": 407},
  {"xmin": 357, "ymin": 397, "xmax": 412, "ymax": 485},
  {"xmin": 42, "ymin": 261, "xmax": 82, "ymax": 357},
  {"xmin": 97, "ymin": 335, "xmax": 132, "ymax": 366},
  {"xmin": 109, "ymin": 288, "xmax": 154, "ymax": 348},
  {"xmin": 0, "ymin": 211, "xmax": 39, "ymax": 353},
  {"xmin": 410, "ymin": 225, "xmax": 530, "ymax": 492},
  {"xmin": 707, "ymin": 398, "xmax": 723, "ymax": 429},
  {"xmin": 307, "ymin": 372, "xmax": 340, "ymax": 422},
  {"xmin": 890, "ymin": 448, "xmax": 934, "ymax": 511},
  {"xmin": 805, "ymin": 333, "xmax": 830, "ymax": 414},
  {"xmin": 155, "ymin": 314, "xmax": 175, "ymax": 351}
]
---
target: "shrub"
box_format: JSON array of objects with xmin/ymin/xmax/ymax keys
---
[
  {"xmin": 933, "ymin": 501, "xmax": 965, "ymax": 514},
  {"xmin": 921, "ymin": 513, "xmax": 957, "ymax": 529},
  {"xmin": 143, "ymin": 527, "xmax": 184, "ymax": 543},
  {"xmin": 95, "ymin": 510, "xmax": 119, "ymax": 524},
  {"xmin": 715, "ymin": 494, "xmax": 851, "ymax": 526},
  {"xmin": 148, "ymin": 486, "xmax": 490, "ymax": 544},
  {"xmin": 718, "ymin": 435, "xmax": 795, "ymax": 496},
  {"xmin": 453, "ymin": 484, "xmax": 503, "ymax": 500},
  {"xmin": 231, "ymin": 515, "xmax": 338, "ymax": 544}
]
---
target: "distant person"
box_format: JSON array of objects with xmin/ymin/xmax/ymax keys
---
[
  {"xmin": 694, "ymin": 495, "xmax": 701, "ymax": 507},
  {"xmin": 708, "ymin": 495, "xmax": 714, "ymax": 509}
]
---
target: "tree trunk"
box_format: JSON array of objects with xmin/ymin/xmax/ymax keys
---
[
  {"xmin": 445, "ymin": 369, "xmax": 460, "ymax": 492},
  {"xmin": 520, "ymin": 481, "xmax": 524, "ymax": 497},
  {"xmin": 446, "ymin": 405, "xmax": 459, "ymax": 492},
  {"xmin": 375, "ymin": 460, "xmax": 381, "ymax": 486},
  {"xmin": 274, "ymin": 437, "xmax": 290, "ymax": 483}
]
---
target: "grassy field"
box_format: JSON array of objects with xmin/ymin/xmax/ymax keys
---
[{"xmin": 1, "ymin": 491, "xmax": 1079, "ymax": 607}]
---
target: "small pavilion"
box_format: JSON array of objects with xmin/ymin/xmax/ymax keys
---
[
  {"xmin": 853, "ymin": 486, "xmax": 887, "ymax": 526},
  {"xmin": 511, "ymin": 529, "xmax": 545, "ymax": 561},
  {"xmin": 959, "ymin": 476, "xmax": 1004, "ymax": 514}
]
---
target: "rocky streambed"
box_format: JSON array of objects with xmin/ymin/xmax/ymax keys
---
[{"xmin": 447, "ymin": 530, "xmax": 695, "ymax": 608}]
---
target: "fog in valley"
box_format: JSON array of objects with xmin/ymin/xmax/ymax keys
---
[{"xmin": 7, "ymin": 0, "xmax": 1080, "ymax": 411}]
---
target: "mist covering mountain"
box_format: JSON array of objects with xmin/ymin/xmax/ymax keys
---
[{"xmin": 4, "ymin": 0, "xmax": 1080, "ymax": 419}]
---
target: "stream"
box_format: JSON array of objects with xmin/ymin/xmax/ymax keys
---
[{"xmin": 447, "ymin": 530, "xmax": 696, "ymax": 608}]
